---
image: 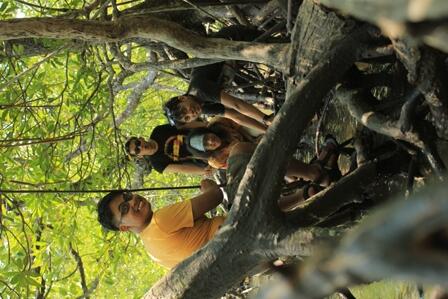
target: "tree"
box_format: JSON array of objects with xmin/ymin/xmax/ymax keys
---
[{"xmin": 1, "ymin": 0, "xmax": 447, "ymax": 298}]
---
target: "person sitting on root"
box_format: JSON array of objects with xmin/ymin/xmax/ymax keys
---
[
  {"xmin": 163, "ymin": 79, "xmax": 272, "ymax": 134},
  {"xmin": 185, "ymin": 117, "xmax": 256, "ymax": 170},
  {"xmin": 125, "ymin": 124, "xmax": 212, "ymax": 176},
  {"xmin": 225, "ymin": 135, "xmax": 342, "ymax": 211}
]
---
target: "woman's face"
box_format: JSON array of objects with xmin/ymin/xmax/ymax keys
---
[
  {"xmin": 203, "ymin": 133, "xmax": 221, "ymax": 151},
  {"xmin": 177, "ymin": 95, "xmax": 202, "ymax": 123}
]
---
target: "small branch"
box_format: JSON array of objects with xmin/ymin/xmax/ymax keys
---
[
  {"xmin": 110, "ymin": 42, "xmax": 223, "ymax": 71},
  {"xmin": 15, "ymin": 0, "xmax": 71, "ymax": 12},
  {"xmin": 69, "ymin": 244, "xmax": 88, "ymax": 298},
  {"xmin": 114, "ymin": 70, "xmax": 157, "ymax": 127},
  {"xmin": 0, "ymin": 45, "xmax": 65, "ymax": 92}
]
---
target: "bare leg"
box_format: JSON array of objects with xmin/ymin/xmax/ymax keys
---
[
  {"xmin": 277, "ymin": 185, "xmax": 320, "ymax": 212},
  {"xmin": 221, "ymin": 91, "xmax": 271, "ymax": 125},
  {"xmin": 285, "ymin": 159, "xmax": 321, "ymax": 182},
  {"xmin": 285, "ymin": 140, "xmax": 339, "ymax": 187},
  {"xmin": 224, "ymin": 108, "xmax": 267, "ymax": 134}
]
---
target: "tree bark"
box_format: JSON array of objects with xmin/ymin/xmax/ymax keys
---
[
  {"xmin": 319, "ymin": 0, "xmax": 448, "ymax": 52},
  {"xmin": 319, "ymin": 0, "xmax": 448, "ymax": 22},
  {"xmin": 0, "ymin": 16, "xmax": 288, "ymax": 69},
  {"xmin": 291, "ymin": 181, "xmax": 448, "ymax": 299}
]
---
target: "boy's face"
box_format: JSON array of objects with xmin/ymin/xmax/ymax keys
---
[
  {"xmin": 109, "ymin": 193, "xmax": 152, "ymax": 232},
  {"xmin": 128, "ymin": 138, "xmax": 158, "ymax": 157},
  {"xmin": 177, "ymin": 95, "xmax": 202, "ymax": 123}
]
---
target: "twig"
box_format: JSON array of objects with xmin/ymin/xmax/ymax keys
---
[
  {"xmin": 124, "ymin": 1, "xmax": 267, "ymax": 15},
  {"xmin": 287, "ymin": 0, "xmax": 293, "ymax": 34},
  {"xmin": 114, "ymin": 70, "xmax": 157, "ymax": 127},
  {"xmin": 398, "ymin": 88, "xmax": 422, "ymax": 133},
  {"xmin": 180, "ymin": 0, "xmax": 228, "ymax": 26},
  {"xmin": 69, "ymin": 244, "xmax": 89, "ymax": 298},
  {"xmin": 15, "ymin": 0, "xmax": 71, "ymax": 12},
  {"xmin": 0, "ymin": 45, "xmax": 66, "ymax": 92}
]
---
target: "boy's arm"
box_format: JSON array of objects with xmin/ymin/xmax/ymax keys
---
[
  {"xmin": 223, "ymin": 108, "xmax": 267, "ymax": 134},
  {"xmin": 191, "ymin": 179, "xmax": 223, "ymax": 220},
  {"xmin": 177, "ymin": 120, "xmax": 208, "ymax": 129},
  {"xmin": 164, "ymin": 163, "xmax": 207, "ymax": 175}
]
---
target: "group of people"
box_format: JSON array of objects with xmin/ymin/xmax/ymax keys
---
[{"xmin": 96, "ymin": 26, "xmax": 342, "ymax": 270}]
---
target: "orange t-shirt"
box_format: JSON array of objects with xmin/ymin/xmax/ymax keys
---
[{"xmin": 139, "ymin": 200, "xmax": 225, "ymax": 268}]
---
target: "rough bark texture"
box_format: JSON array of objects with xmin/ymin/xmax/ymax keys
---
[
  {"xmin": 337, "ymin": 88, "xmax": 426, "ymax": 148},
  {"xmin": 291, "ymin": 181, "xmax": 448, "ymax": 299},
  {"xmin": 319, "ymin": 0, "xmax": 448, "ymax": 52},
  {"xmin": 319, "ymin": 0, "xmax": 448, "ymax": 22},
  {"xmin": 393, "ymin": 40, "xmax": 448, "ymax": 139},
  {"xmin": 0, "ymin": 17, "xmax": 288, "ymax": 69}
]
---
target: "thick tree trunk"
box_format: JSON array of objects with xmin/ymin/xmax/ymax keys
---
[
  {"xmin": 0, "ymin": 17, "xmax": 288, "ymax": 69},
  {"xmin": 291, "ymin": 181, "xmax": 448, "ymax": 299},
  {"xmin": 320, "ymin": 0, "xmax": 448, "ymax": 22},
  {"xmin": 319, "ymin": 0, "xmax": 448, "ymax": 52}
]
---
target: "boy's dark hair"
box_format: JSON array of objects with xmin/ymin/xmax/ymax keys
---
[
  {"xmin": 97, "ymin": 191, "xmax": 124, "ymax": 231},
  {"xmin": 125, "ymin": 137, "xmax": 139, "ymax": 156},
  {"xmin": 163, "ymin": 95, "xmax": 186, "ymax": 126}
]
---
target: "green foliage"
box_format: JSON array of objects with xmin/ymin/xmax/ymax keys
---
[{"xmin": 0, "ymin": 1, "xmax": 188, "ymax": 298}]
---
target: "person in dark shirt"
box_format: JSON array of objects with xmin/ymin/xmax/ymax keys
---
[
  {"xmin": 125, "ymin": 125, "xmax": 212, "ymax": 175},
  {"xmin": 163, "ymin": 26, "xmax": 273, "ymax": 134},
  {"xmin": 163, "ymin": 64, "xmax": 272, "ymax": 134}
]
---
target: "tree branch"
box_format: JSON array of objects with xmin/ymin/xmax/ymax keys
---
[
  {"xmin": 0, "ymin": 17, "xmax": 289, "ymax": 69},
  {"xmin": 114, "ymin": 70, "xmax": 157, "ymax": 127},
  {"xmin": 291, "ymin": 181, "xmax": 448, "ymax": 298},
  {"xmin": 69, "ymin": 244, "xmax": 89, "ymax": 298}
]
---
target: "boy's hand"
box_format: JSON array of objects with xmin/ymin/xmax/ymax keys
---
[
  {"xmin": 203, "ymin": 165, "xmax": 216, "ymax": 176},
  {"xmin": 200, "ymin": 179, "xmax": 218, "ymax": 192}
]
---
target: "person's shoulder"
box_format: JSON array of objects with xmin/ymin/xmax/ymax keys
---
[
  {"xmin": 149, "ymin": 153, "xmax": 168, "ymax": 173},
  {"xmin": 153, "ymin": 200, "xmax": 193, "ymax": 230},
  {"xmin": 151, "ymin": 124, "xmax": 178, "ymax": 138}
]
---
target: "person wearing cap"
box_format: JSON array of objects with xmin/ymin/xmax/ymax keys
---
[
  {"xmin": 185, "ymin": 117, "xmax": 255, "ymax": 169},
  {"xmin": 125, "ymin": 124, "xmax": 213, "ymax": 175}
]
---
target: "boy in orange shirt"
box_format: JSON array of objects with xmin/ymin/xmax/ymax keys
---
[{"xmin": 97, "ymin": 179, "xmax": 224, "ymax": 268}]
